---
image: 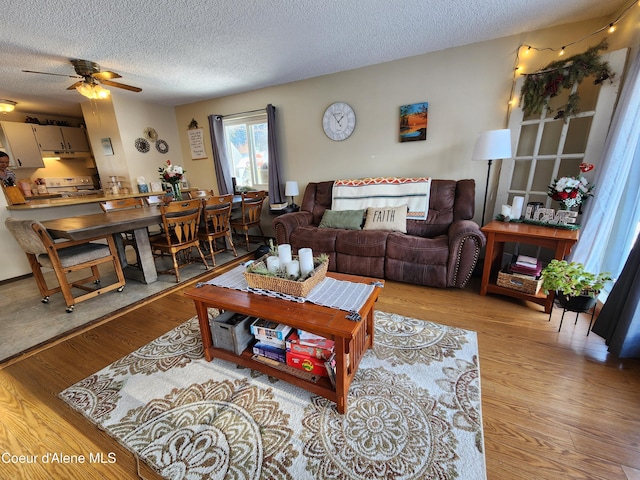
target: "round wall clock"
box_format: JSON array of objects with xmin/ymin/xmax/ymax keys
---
[{"xmin": 322, "ymin": 102, "xmax": 356, "ymax": 141}]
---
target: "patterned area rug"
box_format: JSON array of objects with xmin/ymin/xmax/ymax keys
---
[{"xmin": 60, "ymin": 311, "xmax": 486, "ymax": 479}]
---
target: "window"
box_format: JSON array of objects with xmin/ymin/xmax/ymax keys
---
[{"xmin": 223, "ymin": 112, "xmax": 268, "ymax": 190}]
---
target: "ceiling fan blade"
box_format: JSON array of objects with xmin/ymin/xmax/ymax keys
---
[
  {"xmin": 23, "ymin": 69, "xmax": 79, "ymax": 79},
  {"xmin": 66, "ymin": 81, "xmax": 85, "ymax": 90},
  {"xmin": 92, "ymin": 71, "xmax": 121, "ymax": 80},
  {"xmin": 100, "ymin": 79, "xmax": 142, "ymax": 92}
]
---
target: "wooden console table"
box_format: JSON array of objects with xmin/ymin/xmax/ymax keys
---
[
  {"xmin": 480, "ymin": 221, "xmax": 579, "ymax": 313},
  {"xmin": 185, "ymin": 272, "xmax": 383, "ymax": 414}
]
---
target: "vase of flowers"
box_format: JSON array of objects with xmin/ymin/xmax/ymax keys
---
[
  {"xmin": 158, "ymin": 160, "xmax": 185, "ymax": 200},
  {"xmin": 547, "ymin": 163, "xmax": 595, "ymax": 212}
]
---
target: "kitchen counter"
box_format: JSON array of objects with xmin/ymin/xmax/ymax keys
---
[{"xmin": 5, "ymin": 190, "xmax": 200, "ymax": 210}]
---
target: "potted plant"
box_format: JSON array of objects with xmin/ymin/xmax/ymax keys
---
[{"xmin": 541, "ymin": 259, "xmax": 612, "ymax": 312}]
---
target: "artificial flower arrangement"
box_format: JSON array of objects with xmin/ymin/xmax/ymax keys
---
[
  {"xmin": 158, "ymin": 160, "xmax": 185, "ymax": 184},
  {"xmin": 547, "ymin": 162, "xmax": 595, "ymax": 211}
]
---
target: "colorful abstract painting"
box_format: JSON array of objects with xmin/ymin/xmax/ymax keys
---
[{"xmin": 400, "ymin": 102, "xmax": 428, "ymax": 142}]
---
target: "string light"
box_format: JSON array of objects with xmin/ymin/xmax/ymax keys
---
[
  {"xmin": 507, "ymin": 0, "xmax": 639, "ymax": 116},
  {"xmin": 518, "ymin": 0, "xmax": 637, "ymax": 55}
]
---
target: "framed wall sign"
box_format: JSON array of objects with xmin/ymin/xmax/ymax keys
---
[
  {"xmin": 187, "ymin": 128, "xmax": 207, "ymax": 159},
  {"xmin": 101, "ymin": 137, "xmax": 114, "ymax": 156}
]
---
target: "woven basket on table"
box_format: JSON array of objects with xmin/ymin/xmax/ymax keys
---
[
  {"xmin": 244, "ymin": 255, "xmax": 329, "ymax": 297},
  {"xmin": 497, "ymin": 270, "xmax": 542, "ymax": 295}
]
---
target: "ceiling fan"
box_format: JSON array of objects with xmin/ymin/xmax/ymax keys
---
[{"xmin": 22, "ymin": 59, "xmax": 142, "ymax": 99}]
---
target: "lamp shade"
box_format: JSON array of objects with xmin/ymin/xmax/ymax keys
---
[
  {"xmin": 285, "ymin": 181, "xmax": 299, "ymax": 197},
  {"xmin": 472, "ymin": 129, "xmax": 512, "ymax": 160}
]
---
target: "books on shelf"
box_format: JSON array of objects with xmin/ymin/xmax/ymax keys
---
[
  {"xmin": 510, "ymin": 255, "xmax": 542, "ymax": 277},
  {"xmin": 252, "ymin": 342, "xmax": 287, "ymax": 363},
  {"xmin": 269, "ymin": 202, "xmax": 289, "ymax": 210},
  {"xmin": 515, "ymin": 255, "xmax": 538, "ymax": 267},
  {"xmin": 286, "ymin": 350, "xmax": 329, "ymax": 377},
  {"xmin": 297, "ymin": 329, "xmax": 327, "ymax": 342},
  {"xmin": 254, "ymin": 332, "xmax": 287, "ymax": 350},
  {"xmin": 250, "ymin": 318, "xmax": 292, "ymax": 340},
  {"xmin": 286, "ymin": 331, "xmax": 334, "ymax": 359},
  {"xmin": 324, "ymin": 352, "xmax": 336, "ymax": 388}
]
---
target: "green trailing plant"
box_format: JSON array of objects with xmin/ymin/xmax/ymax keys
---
[
  {"xmin": 520, "ymin": 39, "xmax": 614, "ymax": 119},
  {"xmin": 541, "ymin": 259, "xmax": 611, "ymax": 298}
]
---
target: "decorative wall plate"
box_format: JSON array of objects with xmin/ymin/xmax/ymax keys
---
[
  {"xmin": 155, "ymin": 139, "xmax": 169, "ymax": 154},
  {"xmin": 135, "ymin": 138, "xmax": 150, "ymax": 153},
  {"xmin": 144, "ymin": 127, "xmax": 158, "ymax": 142}
]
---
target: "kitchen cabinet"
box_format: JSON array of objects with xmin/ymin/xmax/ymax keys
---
[
  {"xmin": 34, "ymin": 125, "xmax": 91, "ymax": 154},
  {"xmin": 0, "ymin": 122, "xmax": 45, "ymax": 169}
]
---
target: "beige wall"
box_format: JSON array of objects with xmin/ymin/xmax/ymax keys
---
[
  {"xmin": 82, "ymin": 95, "xmax": 183, "ymax": 192},
  {"xmin": 174, "ymin": 12, "xmax": 639, "ymax": 226}
]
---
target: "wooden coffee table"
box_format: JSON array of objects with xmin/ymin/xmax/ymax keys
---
[{"xmin": 185, "ymin": 272, "xmax": 383, "ymax": 414}]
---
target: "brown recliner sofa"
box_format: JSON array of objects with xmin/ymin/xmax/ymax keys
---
[{"xmin": 273, "ymin": 179, "xmax": 486, "ymax": 288}]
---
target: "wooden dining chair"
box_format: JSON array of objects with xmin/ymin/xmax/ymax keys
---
[
  {"xmin": 199, "ymin": 194, "xmax": 237, "ymax": 266},
  {"xmin": 193, "ymin": 189, "xmax": 213, "ymax": 198},
  {"xmin": 230, "ymin": 190, "xmax": 268, "ymax": 251},
  {"xmin": 99, "ymin": 197, "xmax": 145, "ymax": 264},
  {"xmin": 5, "ymin": 217, "xmax": 126, "ymax": 312},
  {"xmin": 150, "ymin": 198, "xmax": 209, "ymax": 282},
  {"xmin": 144, "ymin": 195, "xmax": 164, "ymax": 206},
  {"xmin": 99, "ymin": 197, "xmax": 145, "ymax": 212}
]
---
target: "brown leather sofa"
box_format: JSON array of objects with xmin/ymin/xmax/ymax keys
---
[{"xmin": 273, "ymin": 179, "xmax": 486, "ymax": 288}]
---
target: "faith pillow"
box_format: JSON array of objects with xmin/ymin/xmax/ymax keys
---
[{"xmin": 363, "ymin": 205, "xmax": 407, "ymax": 233}]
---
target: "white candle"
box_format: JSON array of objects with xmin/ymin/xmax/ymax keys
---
[
  {"xmin": 278, "ymin": 244, "xmax": 292, "ymax": 264},
  {"xmin": 298, "ymin": 248, "xmax": 315, "ymax": 276},
  {"xmin": 511, "ymin": 196, "xmax": 524, "ymax": 220},
  {"xmin": 266, "ymin": 256, "xmax": 280, "ymax": 273},
  {"xmin": 286, "ymin": 260, "xmax": 300, "ymax": 278},
  {"xmin": 501, "ymin": 205, "xmax": 512, "ymax": 217}
]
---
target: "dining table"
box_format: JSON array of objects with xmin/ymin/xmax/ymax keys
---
[{"xmin": 41, "ymin": 206, "xmax": 164, "ymax": 284}]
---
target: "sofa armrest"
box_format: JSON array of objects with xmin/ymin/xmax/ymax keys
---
[
  {"xmin": 446, "ymin": 220, "xmax": 487, "ymax": 288},
  {"xmin": 273, "ymin": 211, "xmax": 314, "ymax": 245}
]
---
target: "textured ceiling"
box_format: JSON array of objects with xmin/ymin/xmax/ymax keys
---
[{"xmin": 0, "ymin": 0, "xmax": 629, "ymax": 117}]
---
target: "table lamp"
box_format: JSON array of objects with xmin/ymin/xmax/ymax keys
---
[
  {"xmin": 472, "ymin": 129, "xmax": 512, "ymax": 225},
  {"xmin": 285, "ymin": 181, "xmax": 299, "ymax": 208}
]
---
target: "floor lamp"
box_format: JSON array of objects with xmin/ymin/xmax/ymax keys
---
[{"xmin": 472, "ymin": 129, "xmax": 512, "ymax": 226}]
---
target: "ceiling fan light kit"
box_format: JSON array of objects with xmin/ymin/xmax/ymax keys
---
[
  {"xmin": 76, "ymin": 82, "xmax": 110, "ymax": 99},
  {"xmin": 22, "ymin": 59, "xmax": 142, "ymax": 100},
  {"xmin": 0, "ymin": 99, "xmax": 17, "ymax": 113}
]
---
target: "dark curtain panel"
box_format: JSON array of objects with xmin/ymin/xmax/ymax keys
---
[
  {"xmin": 208, "ymin": 114, "xmax": 233, "ymax": 195},
  {"xmin": 267, "ymin": 104, "xmax": 285, "ymax": 204},
  {"xmin": 592, "ymin": 237, "xmax": 640, "ymax": 358}
]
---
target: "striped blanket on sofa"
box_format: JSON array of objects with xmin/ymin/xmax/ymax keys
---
[{"xmin": 331, "ymin": 177, "xmax": 431, "ymax": 220}]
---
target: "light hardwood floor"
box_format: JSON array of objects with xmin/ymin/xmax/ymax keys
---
[{"xmin": 1, "ymin": 273, "xmax": 639, "ymax": 479}]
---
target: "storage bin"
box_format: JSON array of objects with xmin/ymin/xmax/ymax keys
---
[
  {"xmin": 210, "ymin": 311, "xmax": 255, "ymax": 355},
  {"xmin": 497, "ymin": 269, "xmax": 542, "ymax": 295}
]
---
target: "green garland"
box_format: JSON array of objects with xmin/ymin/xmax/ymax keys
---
[{"xmin": 520, "ymin": 39, "xmax": 614, "ymax": 119}]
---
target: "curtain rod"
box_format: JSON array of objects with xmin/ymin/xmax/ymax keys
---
[{"xmin": 222, "ymin": 107, "xmax": 267, "ymax": 119}]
